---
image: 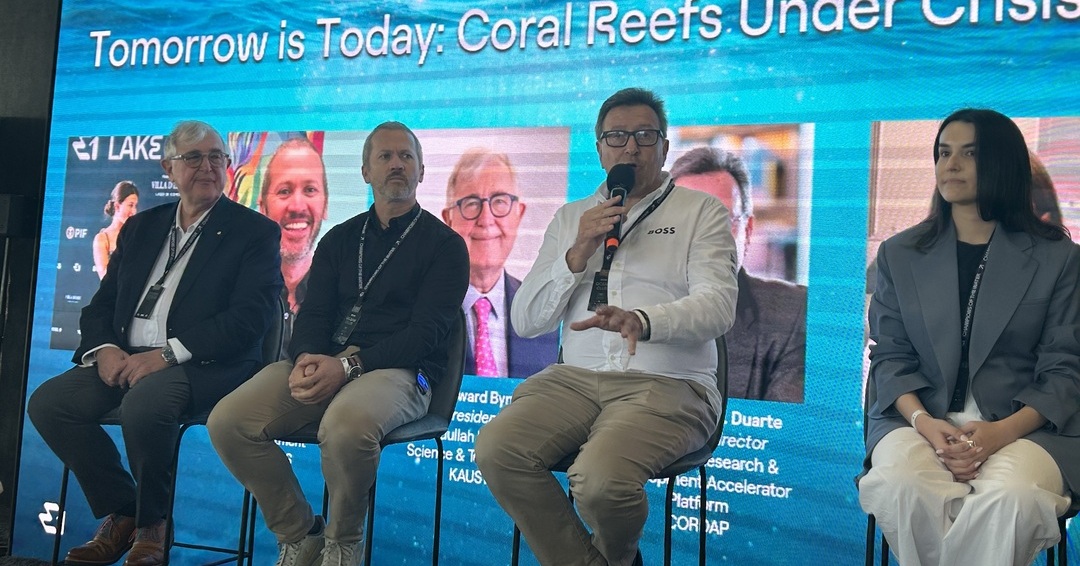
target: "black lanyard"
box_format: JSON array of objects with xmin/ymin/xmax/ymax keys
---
[
  {"xmin": 331, "ymin": 209, "xmax": 421, "ymax": 345},
  {"xmin": 600, "ymin": 179, "xmax": 675, "ymax": 270},
  {"xmin": 155, "ymin": 214, "xmax": 209, "ymax": 286},
  {"xmin": 950, "ymin": 239, "xmax": 992, "ymax": 412},
  {"xmin": 133, "ymin": 212, "xmax": 210, "ymax": 319}
]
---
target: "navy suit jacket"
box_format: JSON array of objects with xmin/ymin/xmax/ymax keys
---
[
  {"xmin": 75, "ymin": 196, "xmax": 283, "ymax": 411},
  {"xmin": 464, "ymin": 274, "xmax": 559, "ymax": 378}
]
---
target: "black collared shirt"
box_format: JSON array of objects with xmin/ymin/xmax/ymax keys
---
[{"xmin": 289, "ymin": 204, "xmax": 469, "ymax": 385}]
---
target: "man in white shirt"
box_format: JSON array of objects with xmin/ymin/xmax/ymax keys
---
[
  {"xmin": 28, "ymin": 120, "xmax": 282, "ymax": 566},
  {"xmin": 475, "ymin": 88, "xmax": 738, "ymax": 566}
]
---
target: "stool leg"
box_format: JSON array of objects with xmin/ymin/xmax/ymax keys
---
[
  {"xmin": 511, "ymin": 525, "xmax": 521, "ymax": 566},
  {"xmin": 163, "ymin": 424, "xmax": 190, "ymax": 566},
  {"xmin": 698, "ymin": 465, "xmax": 707, "ymax": 566},
  {"xmin": 363, "ymin": 477, "xmax": 377, "ymax": 566},
  {"xmin": 1061, "ymin": 515, "xmax": 1068, "ymax": 566},
  {"xmin": 664, "ymin": 479, "xmax": 674, "ymax": 566},
  {"xmin": 246, "ymin": 497, "xmax": 258, "ymax": 566},
  {"xmin": 236, "ymin": 490, "xmax": 251, "ymax": 566},
  {"xmin": 865, "ymin": 515, "xmax": 876, "ymax": 566},
  {"xmin": 432, "ymin": 438, "xmax": 444, "ymax": 566}
]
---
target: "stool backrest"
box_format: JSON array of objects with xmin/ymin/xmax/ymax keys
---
[
  {"xmin": 427, "ymin": 309, "xmax": 468, "ymax": 422},
  {"xmin": 263, "ymin": 296, "xmax": 285, "ymax": 365},
  {"xmin": 706, "ymin": 334, "xmax": 729, "ymax": 452}
]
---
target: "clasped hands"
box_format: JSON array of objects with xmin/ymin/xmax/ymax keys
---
[
  {"xmin": 288, "ymin": 353, "xmax": 348, "ymax": 405},
  {"xmin": 916, "ymin": 416, "xmax": 1014, "ymax": 482},
  {"xmin": 95, "ymin": 346, "xmax": 169, "ymax": 389}
]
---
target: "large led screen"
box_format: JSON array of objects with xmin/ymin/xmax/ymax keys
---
[{"xmin": 15, "ymin": 1, "xmax": 1079, "ymax": 564}]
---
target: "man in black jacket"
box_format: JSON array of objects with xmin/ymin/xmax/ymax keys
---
[{"xmin": 209, "ymin": 122, "xmax": 468, "ymax": 566}]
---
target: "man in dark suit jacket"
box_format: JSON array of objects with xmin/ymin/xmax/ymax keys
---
[
  {"xmin": 28, "ymin": 120, "xmax": 282, "ymax": 566},
  {"xmin": 672, "ymin": 147, "xmax": 807, "ymax": 402},
  {"xmin": 443, "ymin": 148, "xmax": 558, "ymax": 378}
]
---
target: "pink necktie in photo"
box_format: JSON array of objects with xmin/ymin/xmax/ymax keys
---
[{"xmin": 472, "ymin": 297, "xmax": 497, "ymax": 377}]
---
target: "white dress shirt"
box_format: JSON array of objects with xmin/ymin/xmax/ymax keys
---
[
  {"xmin": 82, "ymin": 204, "xmax": 215, "ymax": 366},
  {"xmin": 464, "ymin": 271, "xmax": 510, "ymax": 376},
  {"xmin": 511, "ymin": 172, "xmax": 738, "ymax": 411}
]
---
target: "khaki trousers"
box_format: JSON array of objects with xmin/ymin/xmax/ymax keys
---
[
  {"xmin": 475, "ymin": 364, "xmax": 717, "ymax": 566},
  {"xmin": 207, "ymin": 357, "xmax": 429, "ymax": 544},
  {"xmin": 860, "ymin": 427, "xmax": 1070, "ymax": 566}
]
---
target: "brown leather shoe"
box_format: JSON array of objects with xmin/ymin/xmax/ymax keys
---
[
  {"xmin": 64, "ymin": 514, "xmax": 136, "ymax": 566},
  {"xmin": 122, "ymin": 520, "xmax": 167, "ymax": 566}
]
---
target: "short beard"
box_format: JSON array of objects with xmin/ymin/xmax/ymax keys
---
[{"xmin": 281, "ymin": 243, "xmax": 315, "ymax": 263}]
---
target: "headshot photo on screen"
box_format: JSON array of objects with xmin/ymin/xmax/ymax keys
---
[
  {"xmin": 228, "ymin": 131, "xmax": 328, "ymax": 356},
  {"xmin": 50, "ymin": 135, "xmax": 173, "ymax": 351},
  {"xmin": 667, "ymin": 124, "xmax": 812, "ymax": 403},
  {"xmin": 417, "ymin": 128, "xmax": 569, "ymax": 378}
]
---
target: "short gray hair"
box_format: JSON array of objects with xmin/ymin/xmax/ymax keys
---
[
  {"xmin": 446, "ymin": 148, "xmax": 517, "ymax": 206},
  {"xmin": 164, "ymin": 120, "xmax": 225, "ymax": 157},
  {"xmin": 362, "ymin": 121, "xmax": 423, "ymax": 168}
]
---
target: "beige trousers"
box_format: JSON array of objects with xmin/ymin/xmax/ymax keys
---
[
  {"xmin": 475, "ymin": 364, "xmax": 717, "ymax": 566},
  {"xmin": 860, "ymin": 427, "xmax": 1070, "ymax": 566},
  {"xmin": 207, "ymin": 358, "xmax": 429, "ymax": 544}
]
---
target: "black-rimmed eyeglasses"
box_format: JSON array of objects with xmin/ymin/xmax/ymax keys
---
[
  {"xmin": 599, "ymin": 129, "xmax": 665, "ymax": 148},
  {"xmin": 166, "ymin": 151, "xmax": 231, "ymax": 169},
  {"xmin": 452, "ymin": 193, "xmax": 519, "ymax": 220}
]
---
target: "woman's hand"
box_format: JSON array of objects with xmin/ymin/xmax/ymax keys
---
[
  {"xmin": 915, "ymin": 416, "xmax": 983, "ymax": 481},
  {"xmin": 914, "ymin": 416, "xmax": 964, "ymax": 452}
]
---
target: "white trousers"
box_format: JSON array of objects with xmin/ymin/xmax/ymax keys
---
[{"xmin": 860, "ymin": 427, "xmax": 1070, "ymax": 566}]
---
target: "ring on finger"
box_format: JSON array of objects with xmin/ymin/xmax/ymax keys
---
[{"xmin": 965, "ymin": 439, "xmax": 976, "ymax": 448}]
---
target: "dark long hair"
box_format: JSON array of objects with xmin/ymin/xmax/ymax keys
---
[{"xmin": 914, "ymin": 108, "xmax": 1067, "ymax": 250}]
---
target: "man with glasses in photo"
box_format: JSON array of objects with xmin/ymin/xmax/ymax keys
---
[
  {"xmin": 442, "ymin": 148, "xmax": 558, "ymax": 378},
  {"xmin": 29, "ymin": 120, "xmax": 282, "ymax": 566},
  {"xmin": 476, "ymin": 88, "xmax": 737, "ymax": 566}
]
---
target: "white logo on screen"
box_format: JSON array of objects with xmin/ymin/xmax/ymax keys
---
[
  {"xmin": 72, "ymin": 137, "xmax": 100, "ymax": 161},
  {"xmin": 66, "ymin": 226, "xmax": 89, "ymax": 239},
  {"xmin": 39, "ymin": 501, "xmax": 66, "ymax": 535}
]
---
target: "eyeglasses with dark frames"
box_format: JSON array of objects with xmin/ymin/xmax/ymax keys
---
[
  {"xmin": 166, "ymin": 150, "xmax": 231, "ymax": 169},
  {"xmin": 452, "ymin": 193, "xmax": 520, "ymax": 220},
  {"xmin": 598, "ymin": 129, "xmax": 665, "ymax": 148}
]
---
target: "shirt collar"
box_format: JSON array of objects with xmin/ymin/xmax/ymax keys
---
[
  {"xmin": 173, "ymin": 200, "xmax": 218, "ymax": 233},
  {"xmin": 369, "ymin": 203, "xmax": 421, "ymax": 235},
  {"xmin": 464, "ymin": 271, "xmax": 508, "ymax": 318}
]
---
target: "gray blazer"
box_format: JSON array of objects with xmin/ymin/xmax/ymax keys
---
[{"xmin": 866, "ymin": 222, "xmax": 1080, "ymax": 494}]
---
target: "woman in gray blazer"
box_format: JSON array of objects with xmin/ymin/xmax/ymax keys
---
[{"xmin": 860, "ymin": 108, "xmax": 1079, "ymax": 566}]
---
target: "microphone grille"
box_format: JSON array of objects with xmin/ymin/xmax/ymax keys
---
[{"xmin": 606, "ymin": 163, "xmax": 635, "ymax": 195}]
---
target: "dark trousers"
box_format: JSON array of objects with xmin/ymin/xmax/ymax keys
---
[{"xmin": 28, "ymin": 364, "xmax": 192, "ymax": 527}]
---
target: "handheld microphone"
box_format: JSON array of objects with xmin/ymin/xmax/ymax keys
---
[{"xmin": 605, "ymin": 164, "xmax": 635, "ymax": 254}]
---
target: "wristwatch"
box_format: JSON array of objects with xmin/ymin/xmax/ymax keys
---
[
  {"xmin": 161, "ymin": 343, "xmax": 178, "ymax": 366},
  {"xmin": 340, "ymin": 355, "xmax": 365, "ymax": 381}
]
